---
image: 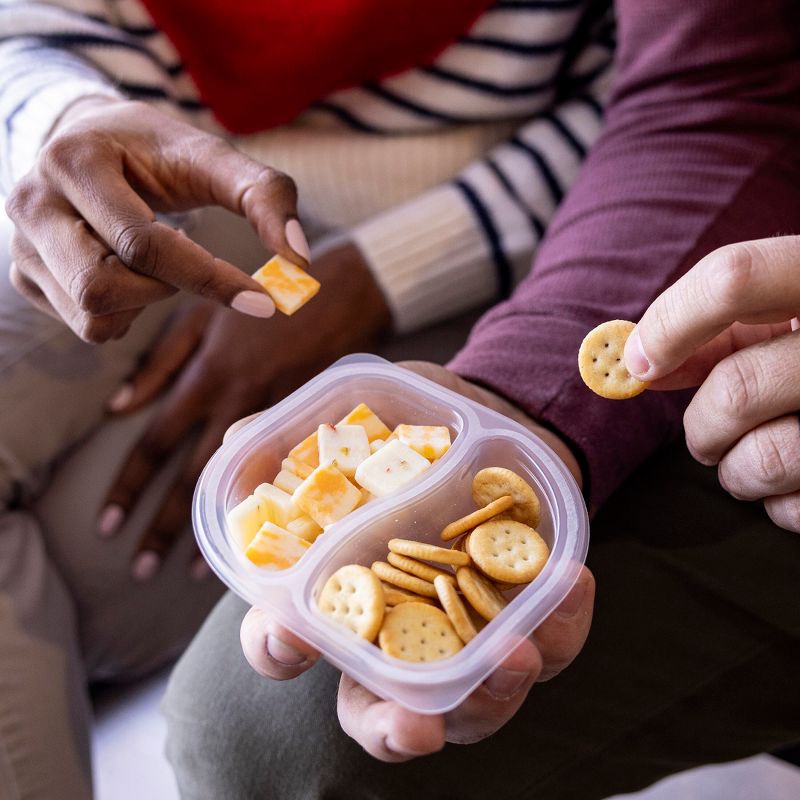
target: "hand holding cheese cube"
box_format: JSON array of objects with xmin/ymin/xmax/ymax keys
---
[
  {"xmin": 354, "ymin": 440, "xmax": 431, "ymax": 498},
  {"xmin": 252, "ymin": 255, "xmax": 320, "ymax": 316}
]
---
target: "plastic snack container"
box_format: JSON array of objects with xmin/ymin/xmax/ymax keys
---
[{"xmin": 193, "ymin": 354, "xmax": 589, "ymax": 714}]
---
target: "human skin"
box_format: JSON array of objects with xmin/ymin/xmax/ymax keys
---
[{"xmin": 625, "ymin": 235, "xmax": 800, "ymax": 532}]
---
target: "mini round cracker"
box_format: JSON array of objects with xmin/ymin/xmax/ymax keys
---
[
  {"xmin": 434, "ymin": 575, "xmax": 478, "ymax": 644},
  {"xmin": 467, "ymin": 519, "xmax": 549, "ymax": 584},
  {"xmin": 388, "ymin": 538, "xmax": 469, "ymax": 567},
  {"xmin": 387, "ymin": 552, "xmax": 456, "ymax": 585},
  {"xmin": 456, "ymin": 566, "xmax": 508, "ymax": 621},
  {"xmin": 440, "ymin": 495, "xmax": 514, "ymax": 541},
  {"xmin": 378, "ymin": 602, "xmax": 463, "ymax": 662},
  {"xmin": 578, "ymin": 319, "xmax": 649, "ymax": 400},
  {"xmin": 471, "ymin": 467, "xmax": 540, "ymax": 528},
  {"xmin": 381, "ymin": 582, "xmax": 435, "ymax": 607},
  {"xmin": 318, "ymin": 564, "xmax": 385, "ymax": 641},
  {"xmin": 371, "ymin": 561, "xmax": 438, "ymax": 598}
]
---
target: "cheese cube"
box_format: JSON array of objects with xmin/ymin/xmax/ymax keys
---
[
  {"xmin": 252, "ymin": 255, "xmax": 320, "ymax": 316},
  {"xmin": 369, "ymin": 438, "xmax": 386, "ymax": 454},
  {"xmin": 282, "ymin": 457, "xmax": 314, "ymax": 479},
  {"xmin": 292, "ymin": 464, "xmax": 362, "ymax": 527},
  {"xmin": 245, "ymin": 522, "xmax": 310, "ymax": 570},
  {"xmin": 354, "ymin": 440, "xmax": 431, "ymax": 498},
  {"xmin": 395, "ymin": 424, "xmax": 452, "ymax": 460},
  {"xmin": 287, "ymin": 433, "xmax": 319, "ymax": 469},
  {"xmin": 226, "ymin": 494, "xmax": 268, "ymax": 551},
  {"xmin": 286, "ymin": 515, "xmax": 324, "ymax": 543},
  {"xmin": 339, "ymin": 403, "xmax": 392, "ymax": 441},
  {"xmin": 253, "ymin": 482, "xmax": 301, "ymax": 528},
  {"xmin": 317, "ymin": 423, "xmax": 370, "ymax": 478},
  {"xmin": 273, "ymin": 469, "xmax": 303, "ymax": 494}
]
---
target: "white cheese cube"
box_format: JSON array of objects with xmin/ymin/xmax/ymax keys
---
[
  {"xmin": 292, "ymin": 464, "xmax": 362, "ymax": 528},
  {"xmin": 245, "ymin": 522, "xmax": 310, "ymax": 570},
  {"xmin": 253, "ymin": 483, "xmax": 301, "ymax": 528},
  {"xmin": 226, "ymin": 494, "xmax": 268, "ymax": 551},
  {"xmin": 317, "ymin": 423, "xmax": 370, "ymax": 478},
  {"xmin": 395, "ymin": 424, "xmax": 452, "ymax": 460},
  {"xmin": 286, "ymin": 515, "xmax": 324, "ymax": 543},
  {"xmin": 281, "ymin": 457, "xmax": 314, "ymax": 479},
  {"xmin": 274, "ymin": 469, "xmax": 303, "ymax": 494},
  {"xmin": 354, "ymin": 440, "xmax": 431, "ymax": 498}
]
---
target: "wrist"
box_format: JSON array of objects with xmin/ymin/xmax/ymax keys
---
[{"xmin": 49, "ymin": 94, "xmax": 125, "ymax": 139}]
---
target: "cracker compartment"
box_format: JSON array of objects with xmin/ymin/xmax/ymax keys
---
[{"xmin": 193, "ymin": 355, "xmax": 588, "ymax": 715}]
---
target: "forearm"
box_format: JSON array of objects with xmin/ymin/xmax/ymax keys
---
[{"xmin": 450, "ymin": 0, "xmax": 800, "ymax": 510}]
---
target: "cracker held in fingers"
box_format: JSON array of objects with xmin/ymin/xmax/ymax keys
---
[{"xmin": 578, "ymin": 319, "xmax": 649, "ymax": 399}]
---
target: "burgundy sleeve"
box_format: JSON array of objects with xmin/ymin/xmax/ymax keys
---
[{"xmin": 449, "ymin": 0, "xmax": 800, "ymax": 511}]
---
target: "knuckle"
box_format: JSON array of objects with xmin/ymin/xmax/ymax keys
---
[
  {"xmin": 706, "ymin": 243, "xmax": 757, "ymax": 311},
  {"xmin": 708, "ymin": 356, "xmax": 756, "ymax": 422},
  {"xmin": 256, "ymin": 166, "xmax": 297, "ymax": 203},
  {"xmin": 114, "ymin": 221, "xmax": 158, "ymax": 273},
  {"xmin": 40, "ymin": 130, "xmax": 109, "ymax": 175},
  {"xmin": 751, "ymin": 426, "xmax": 788, "ymax": 488},
  {"xmin": 71, "ymin": 268, "xmax": 112, "ymax": 314},
  {"xmin": 5, "ymin": 178, "xmax": 44, "ymax": 224}
]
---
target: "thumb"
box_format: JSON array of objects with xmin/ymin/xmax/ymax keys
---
[{"xmin": 107, "ymin": 304, "xmax": 213, "ymax": 414}]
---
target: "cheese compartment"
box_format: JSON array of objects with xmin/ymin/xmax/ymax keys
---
[{"xmin": 193, "ymin": 355, "xmax": 588, "ymax": 715}]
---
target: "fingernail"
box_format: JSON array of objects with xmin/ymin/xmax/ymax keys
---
[
  {"xmin": 107, "ymin": 383, "xmax": 134, "ymax": 412},
  {"xmin": 231, "ymin": 290, "xmax": 276, "ymax": 318},
  {"xmin": 285, "ymin": 218, "xmax": 311, "ymax": 263},
  {"xmin": 97, "ymin": 504, "xmax": 125, "ymax": 537},
  {"xmin": 131, "ymin": 551, "xmax": 160, "ymax": 582},
  {"xmin": 485, "ymin": 668, "xmax": 529, "ymax": 700},
  {"xmin": 190, "ymin": 559, "xmax": 211, "ymax": 581},
  {"xmin": 266, "ymin": 635, "xmax": 305, "ymax": 666},
  {"xmin": 556, "ymin": 576, "xmax": 589, "ymax": 618},
  {"xmin": 385, "ymin": 737, "xmax": 431, "ymax": 757},
  {"xmin": 624, "ymin": 328, "xmax": 651, "ymax": 379}
]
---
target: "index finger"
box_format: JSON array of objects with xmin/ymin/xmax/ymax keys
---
[{"xmin": 624, "ymin": 236, "xmax": 800, "ymax": 382}]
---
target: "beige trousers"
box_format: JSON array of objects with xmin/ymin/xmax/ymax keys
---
[{"xmin": 0, "ymin": 207, "xmax": 271, "ymax": 800}]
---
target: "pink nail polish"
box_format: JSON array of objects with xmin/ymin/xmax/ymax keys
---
[
  {"xmin": 98, "ymin": 504, "xmax": 125, "ymax": 537},
  {"xmin": 624, "ymin": 328, "xmax": 651, "ymax": 379},
  {"xmin": 231, "ymin": 290, "xmax": 276, "ymax": 318},
  {"xmin": 131, "ymin": 551, "xmax": 160, "ymax": 582},
  {"xmin": 285, "ymin": 219, "xmax": 311, "ymax": 263},
  {"xmin": 107, "ymin": 383, "xmax": 134, "ymax": 412}
]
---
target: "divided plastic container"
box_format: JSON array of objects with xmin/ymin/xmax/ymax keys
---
[{"xmin": 193, "ymin": 355, "xmax": 589, "ymax": 714}]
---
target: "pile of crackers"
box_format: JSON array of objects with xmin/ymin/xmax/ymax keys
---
[{"xmin": 318, "ymin": 467, "xmax": 550, "ymax": 663}]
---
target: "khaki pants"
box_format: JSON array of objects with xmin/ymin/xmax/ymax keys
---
[
  {"xmin": 0, "ymin": 207, "xmax": 271, "ymax": 800},
  {"xmin": 163, "ymin": 441, "xmax": 800, "ymax": 799}
]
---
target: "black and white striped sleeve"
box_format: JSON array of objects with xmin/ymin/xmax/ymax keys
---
[{"xmin": 350, "ymin": 54, "xmax": 613, "ymax": 333}]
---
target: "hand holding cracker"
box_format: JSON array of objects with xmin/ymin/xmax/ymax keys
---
[{"xmin": 623, "ymin": 236, "xmax": 800, "ymax": 533}]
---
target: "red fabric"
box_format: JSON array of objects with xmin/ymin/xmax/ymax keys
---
[{"xmin": 139, "ymin": 0, "xmax": 495, "ymax": 133}]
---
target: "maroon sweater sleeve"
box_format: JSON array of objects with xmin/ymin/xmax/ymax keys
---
[{"xmin": 449, "ymin": 0, "xmax": 800, "ymax": 511}]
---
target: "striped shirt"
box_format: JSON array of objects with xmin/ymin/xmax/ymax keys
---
[{"xmin": 0, "ymin": 0, "xmax": 615, "ymax": 331}]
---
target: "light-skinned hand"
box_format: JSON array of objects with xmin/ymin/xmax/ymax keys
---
[{"xmin": 625, "ymin": 235, "xmax": 800, "ymax": 532}]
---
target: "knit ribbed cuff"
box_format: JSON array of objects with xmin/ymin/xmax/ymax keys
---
[{"xmin": 350, "ymin": 184, "xmax": 498, "ymax": 333}]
